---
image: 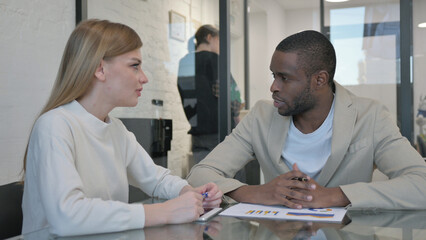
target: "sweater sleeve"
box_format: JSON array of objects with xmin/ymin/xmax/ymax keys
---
[
  {"xmin": 27, "ymin": 115, "xmax": 145, "ymax": 236},
  {"xmin": 124, "ymin": 128, "xmax": 188, "ymax": 199}
]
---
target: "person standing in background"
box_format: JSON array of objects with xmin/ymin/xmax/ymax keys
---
[{"xmin": 177, "ymin": 24, "xmax": 243, "ymax": 167}]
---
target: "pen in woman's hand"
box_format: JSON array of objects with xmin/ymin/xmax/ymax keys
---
[{"xmin": 202, "ymin": 192, "xmax": 208, "ymax": 199}]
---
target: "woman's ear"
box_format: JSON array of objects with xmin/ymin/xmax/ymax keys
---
[
  {"xmin": 94, "ymin": 60, "xmax": 106, "ymax": 81},
  {"xmin": 206, "ymin": 34, "xmax": 213, "ymax": 44}
]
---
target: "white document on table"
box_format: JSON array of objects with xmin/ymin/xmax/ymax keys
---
[{"xmin": 219, "ymin": 203, "xmax": 347, "ymax": 223}]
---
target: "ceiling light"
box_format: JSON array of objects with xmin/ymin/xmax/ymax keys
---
[{"xmin": 419, "ymin": 22, "xmax": 426, "ymax": 28}]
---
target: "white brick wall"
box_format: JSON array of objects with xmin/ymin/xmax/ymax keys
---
[{"xmin": 0, "ymin": 0, "xmax": 75, "ymax": 185}]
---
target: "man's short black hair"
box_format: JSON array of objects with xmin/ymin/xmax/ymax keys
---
[{"xmin": 276, "ymin": 30, "xmax": 336, "ymax": 88}]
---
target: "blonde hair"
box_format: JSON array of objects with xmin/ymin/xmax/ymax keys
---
[{"xmin": 22, "ymin": 19, "xmax": 142, "ymax": 174}]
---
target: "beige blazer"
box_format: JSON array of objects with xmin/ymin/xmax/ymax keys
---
[{"xmin": 187, "ymin": 82, "xmax": 426, "ymax": 209}]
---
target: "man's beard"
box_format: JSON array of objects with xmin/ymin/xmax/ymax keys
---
[{"xmin": 278, "ymin": 84, "xmax": 316, "ymax": 116}]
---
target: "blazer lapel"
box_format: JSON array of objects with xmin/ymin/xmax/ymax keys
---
[
  {"xmin": 267, "ymin": 110, "xmax": 291, "ymax": 174},
  {"xmin": 316, "ymin": 83, "xmax": 356, "ymax": 186}
]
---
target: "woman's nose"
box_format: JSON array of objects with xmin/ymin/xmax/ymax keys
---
[{"xmin": 140, "ymin": 69, "xmax": 148, "ymax": 84}]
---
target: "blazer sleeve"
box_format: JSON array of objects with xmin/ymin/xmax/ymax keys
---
[
  {"xmin": 340, "ymin": 103, "xmax": 426, "ymax": 209},
  {"xmin": 187, "ymin": 101, "xmax": 261, "ymax": 194}
]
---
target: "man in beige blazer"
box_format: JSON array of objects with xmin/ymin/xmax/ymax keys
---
[{"xmin": 187, "ymin": 30, "xmax": 426, "ymax": 209}]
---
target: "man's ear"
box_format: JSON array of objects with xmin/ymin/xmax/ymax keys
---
[
  {"xmin": 314, "ymin": 70, "xmax": 329, "ymax": 88},
  {"xmin": 94, "ymin": 60, "xmax": 106, "ymax": 81}
]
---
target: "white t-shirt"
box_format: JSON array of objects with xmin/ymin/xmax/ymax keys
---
[
  {"xmin": 22, "ymin": 100, "xmax": 188, "ymax": 236},
  {"xmin": 282, "ymin": 98, "xmax": 335, "ymax": 180}
]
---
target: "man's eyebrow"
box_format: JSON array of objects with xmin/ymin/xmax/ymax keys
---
[
  {"xmin": 273, "ymin": 71, "xmax": 288, "ymax": 76},
  {"xmin": 270, "ymin": 67, "xmax": 287, "ymax": 75}
]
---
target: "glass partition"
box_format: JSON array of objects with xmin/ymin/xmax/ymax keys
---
[{"xmin": 324, "ymin": 0, "xmax": 400, "ymax": 121}]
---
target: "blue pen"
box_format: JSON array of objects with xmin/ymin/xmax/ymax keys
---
[{"xmin": 202, "ymin": 192, "xmax": 208, "ymax": 199}]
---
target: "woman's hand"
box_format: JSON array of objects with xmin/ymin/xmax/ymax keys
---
[
  {"xmin": 144, "ymin": 190, "xmax": 204, "ymax": 226},
  {"xmin": 180, "ymin": 183, "xmax": 222, "ymax": 208},
  {"xmin": 194, "ymin": 182, "xmax": 223, "ymax": 208}
]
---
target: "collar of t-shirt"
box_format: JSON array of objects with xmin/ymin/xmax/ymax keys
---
[{"xmin": 282, "ymin": 97, "xmax": 336, "ymax": 180}]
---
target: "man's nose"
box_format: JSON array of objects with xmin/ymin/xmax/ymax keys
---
[{"xmin": 270, "ymin": 79, "xmax": 279, "ymax": 93}]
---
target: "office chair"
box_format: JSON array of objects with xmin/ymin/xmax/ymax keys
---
[{"xmin": 0, "ymin": 182, "xmax": 23, "ymax": 239}]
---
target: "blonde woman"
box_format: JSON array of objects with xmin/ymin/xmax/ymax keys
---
[{"xmin": 22, "ymin": 19, "xmax": 222, "ymax": 236}]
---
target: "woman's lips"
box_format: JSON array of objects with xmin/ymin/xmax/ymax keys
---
[{"xmin": 136, "ymin": 88, "xmax": 142, "ymax": 97}]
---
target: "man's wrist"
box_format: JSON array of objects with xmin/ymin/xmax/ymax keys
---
[
  {"xmin": 330, "ymin": 187, "xmax": 350, "ymax": 207},
  {"xmin": 227, "ymin": 185, "xmax": 258, "ymax": 203}
]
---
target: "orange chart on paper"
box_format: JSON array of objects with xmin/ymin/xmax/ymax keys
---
[{"xmin": 245, "ymin": 210, "xmax": 279, "ymax": 216}]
